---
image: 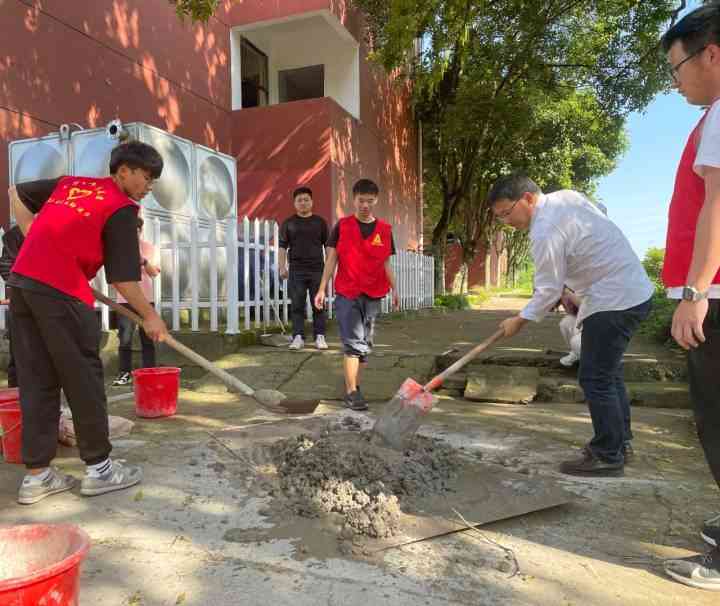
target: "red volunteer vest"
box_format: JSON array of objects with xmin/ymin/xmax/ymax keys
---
[
  {"xmin": 662, "ymin": 113, "xmax": 720, "ymax": 288},
  {"xmin": 334, "ymin": 216, "xmax": 392, "ymax": 299},
  {"xmin": 12, "ymin": 176, "xmax": 138, "ymax": 306}
]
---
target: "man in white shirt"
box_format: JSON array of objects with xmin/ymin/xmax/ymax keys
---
[
  {"xmin": 489, "ymin": 174, "xmax": 653, "ymax": 477},
  {"xmin": 657, "ymin": 4, "xmax": 720, "ymax": 591}
]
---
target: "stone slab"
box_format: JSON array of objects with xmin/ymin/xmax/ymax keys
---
[{"xmin": 464, "ymin": 367, "xmax": 540, "ymax": 403}]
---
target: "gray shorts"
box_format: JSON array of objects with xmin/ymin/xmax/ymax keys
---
[{"xmin": 335, "ymin": 294, "xmax": 381, "ymax": 362}]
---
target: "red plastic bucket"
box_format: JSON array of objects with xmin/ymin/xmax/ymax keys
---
[
  {"xmin": 132, "ymin": 367, "xmax": 181, "ymax": 418},
  {"xmin": 0, "ymin": 524, "xmax": 90, "ymax": 606},
  {"xmin": 0, "ymin": 389, "xmax": 22, "ymax": 464}
]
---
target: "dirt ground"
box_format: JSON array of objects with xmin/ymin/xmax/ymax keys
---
[{"xmin": 0, "ymin": 296, "xmax": 715, "ymax": 605}]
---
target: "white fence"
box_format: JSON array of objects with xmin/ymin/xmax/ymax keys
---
[{"xmin": 0, "ymin": 217, "xmax": 435, "ymax": 334}]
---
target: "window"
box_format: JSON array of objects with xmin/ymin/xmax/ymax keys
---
[
  {"xmin": 278, "ymin": 65, "xmax": 324, "ymax": 104},
  {"xmin": 241, "ymin": 38, "xmax": 268, "ymax": 108}
]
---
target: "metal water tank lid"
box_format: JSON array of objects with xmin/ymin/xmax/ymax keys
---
[
  {"xmin": 13, "ymin": 140, "xmax": 65, "ymax": 183},
  {"xmin": 141, "ymin": 128, "xmax": 190, "ymax": 213},
  {"xmin": 198, "ymin": 155, "xmax": 234, "ymax": 218}
]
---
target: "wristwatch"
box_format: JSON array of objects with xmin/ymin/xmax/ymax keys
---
[{"xmin": 682, "ymin": 286, "xmax": 709, "ymax": 302}]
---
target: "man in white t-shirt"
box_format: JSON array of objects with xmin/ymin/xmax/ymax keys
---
[
  {"xmin": 488, "ymin": 174, "xmax": 653, "ymax": 478},
  {"xmin": 657, "ymin": 4, "xmax": 720, "ymax": 591}
]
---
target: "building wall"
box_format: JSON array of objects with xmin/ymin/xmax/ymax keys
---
[
  {"xmin": 1, "ymin": 0, "xmax": 233, "ymax": 225},
  {"xmin": 2, "ymin": 0, "xmax": 419, "ymax": 250},
  {"xmin": 235, "ymin": 16, "xmax": 359, "ymax": 118},
  {"xmin": 232, "ymin": 98, "xmax": 333, "ymax": 222}
]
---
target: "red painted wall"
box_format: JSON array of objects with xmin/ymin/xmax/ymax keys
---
[
  {"xmin": 2, "ymin": 0, "xmax": 420, "ymax": 250},
  {"xmin": 232, "ymin": 98, "xmax": 333, "ymax": 223},
  {"xmin": 330, "ymin": 38, "xmax": 420, "ymax": 250},
  {"xmin": 1, "ymin": 0, "xmax": 232, "ymax": 225}
]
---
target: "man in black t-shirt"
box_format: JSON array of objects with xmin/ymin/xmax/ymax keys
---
[{"xmin": 279, "ymin": 187, "xmax": 329, "ymax": 350}]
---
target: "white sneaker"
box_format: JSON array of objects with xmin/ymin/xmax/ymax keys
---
[
  {"xmin": 288, "ymin": 335, "xmax": 304, "ymax": 350},
  {"xmin": 560, "ymin": 352, "xmax": 580, "ymax": 367},
  {"xmin": 315, "ymin": 335, "xmax": 328, "ymax": 350}
]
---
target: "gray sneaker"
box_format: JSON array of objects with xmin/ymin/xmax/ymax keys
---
[
  {"xmin": 18, "ymin": 468, "xmax": 77, "ymax": 505},
  {"xmin": 664, "ymin": 550, "xmax": 720, "ymax": 591},
  {"xmin": 80, "ymin": 460, "xmax": 143, "ymax": 497}
]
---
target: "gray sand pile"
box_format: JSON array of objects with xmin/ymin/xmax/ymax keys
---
[{"xmin": 270, "ymin": 417, "xmax": 461, "ymax": 538}]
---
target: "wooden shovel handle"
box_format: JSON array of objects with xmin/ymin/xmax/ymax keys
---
[
  {"xmin": 424, "ymin": 329, "xmax": 505, "ymax": 392},
  {"xmin": 92, "ymin": 289, "xmax": 255, "ymax": 397}
]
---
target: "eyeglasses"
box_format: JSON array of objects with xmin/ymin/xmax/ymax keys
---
[
  {"xmin": 495, "ymin": 198, "xmax": 521, "ymax": 221},
  {"xmin": 670, "ymin": 46, "xmax": 707, "ymax": 82}
]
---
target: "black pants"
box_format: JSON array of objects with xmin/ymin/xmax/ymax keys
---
[
  {"xmin": 10, "ymin": 288, "xmax": 111, "ymax": 468},
  {"xmin": 688, "ymin": 300, "xmax": 720, "ymax": 491},
  {"xmin": 117, "ymin": 303, "xmax": 156, "ymax": 373},
  {"xmin": 579, "ymin": 298, "xmax": 652, "ymax": 464},
  {"xmin": 289, "ymin": 270, "xmax": 326, "ymax": 338},
  {"xmin": 6, "ymin": 319, "xmax": 17, "ymax": 388}
]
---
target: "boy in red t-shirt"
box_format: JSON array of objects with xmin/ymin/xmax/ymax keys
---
[
  {"xmin": 315, "ymin": 179, "xmax": 399, "ymax": 410},
  {"xmin": 7, "ymin": 141, "xmax": 168, "ymax": 505}
]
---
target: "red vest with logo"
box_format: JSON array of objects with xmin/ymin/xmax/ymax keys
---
[
  {"xmin": 334, "ymin": 216, "xmax": 392, "ymax": 299},
  {"xmin": 12, "ymin": 176, "xmax": 138, "ymax": 306},
  {"xmin": 662, "ymin": 113, "xmax": 720, "ymax": 288}
]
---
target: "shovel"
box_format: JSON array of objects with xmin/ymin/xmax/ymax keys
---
[
  {"xmin": 373, "ymin": 329, "xmax": 505, "ymax": 449},
  {"xmin": 92, "ymin": 289, "xmax": 320, "ymax": 415},
  {"xmin": 258, "ymin": 277, "xmax": 292, "ymax": 348}
]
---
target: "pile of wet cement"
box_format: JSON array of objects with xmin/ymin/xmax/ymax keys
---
[{"xmin": 270, "ymin": 417, "xmax": 462, "ymax": 538}]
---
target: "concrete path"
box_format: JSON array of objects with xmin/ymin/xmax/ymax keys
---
[{"xmin": 0, "ymin": 296, "xmax": 715, "ymax": 605}]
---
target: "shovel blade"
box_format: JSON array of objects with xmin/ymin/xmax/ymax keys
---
[{"xmin": 372, "ymin": 378, "xmax": 438, "ymax": 450}]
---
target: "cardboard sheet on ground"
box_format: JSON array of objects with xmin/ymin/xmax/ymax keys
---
[{"xmin": 210, "ymin": 415, "xmax": 572, "ymax": 552}]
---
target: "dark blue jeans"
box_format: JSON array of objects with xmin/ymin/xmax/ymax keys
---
[
  {"xmin": 579, "ymin": 298, "xmax": 652, "ymax": 464},
  {"xmin": 688, "ymin": 300, "xmax": 720, "ymax": 491}
]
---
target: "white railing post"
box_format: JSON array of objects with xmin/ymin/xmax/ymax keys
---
[
  {"xmin": 209, "ymin": 218, "xmax": 218, "ymax": 332},
  {"xmin": 242, "ymin": 217, "xmax": 251, "ymax": 331},
  {"xmin": 272, "ymin": 221, "xmax": 281, "ymax": 327},
  {"xmin": 170, "ymin": 220, "xmax": 180, "ymax": 331},
  {"xmin": 190, "ymin": 217, "xmax": 200, "ymax": 331},
  {"xmin": 253, "ymin": 218, "xmax": 261, "ymax": 328},
  {"xmin": 226, "ymin": 219, "xmax": 240, "ymax": 334},
  {"xmin": 263, "ymin": 219, "xmax": 271, "ymax": 329},
  {"xmin": 152, "ymin": 217, "xmax": 163, "ymax": 319},
  {"xmin": 96, "ymin": 268, "xmax": 110, "ymax": 331}
]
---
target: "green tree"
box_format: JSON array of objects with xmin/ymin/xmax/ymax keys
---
[
  {"xmin": 169, "ymin": 0, "xmax": 221, "ymax": 22},
  {"xmin": 354, "ymin": 0, "xmax": 684, "ymax": 293}
]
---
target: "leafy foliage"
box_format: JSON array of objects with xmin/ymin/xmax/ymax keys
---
[
  {"xmin": 353, "ymin": 0, "xmax": 683, "ymax": 293},
  {"xmin": 434, "ymin": 293, "xmax": 470, "ymax": 310},
  {"xmin": 639, "ymin": 247, "xmax": 676, "ymax": 344},
  {"xmin": 169, "ymin": 0, "xmax": 221, "ymax": 22}
]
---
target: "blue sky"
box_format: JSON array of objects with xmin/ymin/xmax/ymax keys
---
[{"xmin": 596, "ymin": 93, "xmax": 703, "ymax": 259}]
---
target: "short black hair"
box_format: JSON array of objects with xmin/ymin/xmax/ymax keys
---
[
  {"xmin": 662, "ymin": 2, "xmax": 720, "ymax": 54},
  {"xmin": 292, "ymin": 186, "xmax": 313, "ymax": 200},
  {"xmin": 487, "ymin": 173, "xmax": 541, "ymax": 205},
  {"xmin": 352, "ymin": 178, "xmax": 379, "ymax": 196},
  {"xmin": 109, "ymin": 141, "xmax": 163, "ymax": 179}
]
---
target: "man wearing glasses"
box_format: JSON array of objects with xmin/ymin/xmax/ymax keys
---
[
  {"xmin": 489, "ymin": 174, "xmax": 653, "ymax": 479},
  {"xmin": 657, "ymin": 3, "xmax": 720, "ymax": 591}
]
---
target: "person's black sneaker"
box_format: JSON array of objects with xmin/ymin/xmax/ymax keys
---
[
  {"xmin": 343, "ymin": 390, "xmax": 368, "ymax": 411},
  {"xmin": 702, "ymin": 513, "xmax": 720, "ymax": 548},
  {"xmin": 664, "ymin": 549, "xmax": 720, "ymax": 591},
  {"xmin": 581, "ymin": 441, "xmax": 634, "ymax": 464},
  {"xmin": 559, "ymin": 450, "xmax": 624, "ymax": 477},
  {"xmin": 112, "ymin": 372, "xmax": 132, "ymax": 387}
]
